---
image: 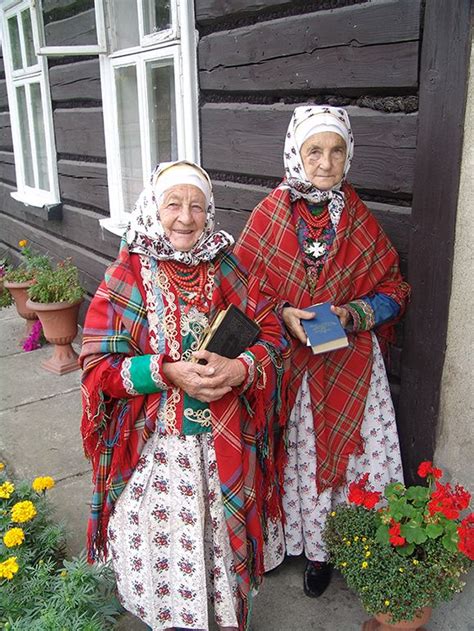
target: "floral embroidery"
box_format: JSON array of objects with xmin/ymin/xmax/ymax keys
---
[{"xmin": 120, "ymin": 358, "xmax": 138, "ymax": 395}]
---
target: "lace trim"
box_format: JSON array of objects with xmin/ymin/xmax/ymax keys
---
[
  {"xmin": 120, "ymin": 357, "xmax": 138, "ymax": 395},
  {"xmin": 183, "ymin": 407, "xmax": 212, "ymax": 427},
  {"xmin": 346, "ymin": 299, "xmax": 376, "ymax": 331},
  {"xmin": 149, "ymin": 355, "xmax": 168, "ymax": 391},
  {"xmin": 238, "ymin": 351, "xmax": 256, "ymax": 393}
]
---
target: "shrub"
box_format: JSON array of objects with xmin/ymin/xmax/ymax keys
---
[
  {"xmin": 4, "ymin": 240, "xmax": 51, "ymax": 284},
  {"xmin": 27, "ymin": 259, "xmax": 85, "ymax": 304}
]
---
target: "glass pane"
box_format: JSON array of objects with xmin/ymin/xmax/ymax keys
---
[
  {"xmin": 30, "ymin": 84, "xmax": 50, "ymax": 191},
  {"xmin": 147, "ymin": 60, "xmax": 177, "ymax": 167},
  {"xmin": 143, "ymin": 0, "xmax": 171, "ymax": 35},
  {"xmin": 8, "ymin": 16, "xmax": 22, "ymax": 70},
  {"xmin": 42, "ymin": 0, "xmax": 98, "ymax": 47},
  {"xmin": 108, "ymin": 0, "xmax": 140, "ymax": 52},
  {"xmin": 16, "ymin": 86, "xmax": 34, "ymax": 187},
  {"xmin": 115, "ymin": 65, "xmax": 143, "ymax": 212},
  {"xmin": 21, "ymin": 9, "xmax": 37, "ymax": 67}
]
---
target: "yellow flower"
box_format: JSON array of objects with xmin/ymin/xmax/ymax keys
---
[
  {"xmin": 341, "ymin": 562, "xmax": 347, "ymax": 567},
  {"xmin": 3, "ymin": 527, "xmax": 25, "ymax": 548},
  {"xmin": 365, "ymin": 551, "xmax": 371, "ymax": 558},
  {"xmin": 0, "ymin": 462, "xmax": 5, "ymax": 471},
  {"xmin": 384, "ymin": 600, "xmax": 390, "ymax": 606},
  {"xmin": 364, "ymin": 545, "xmax": 369, "ymax": 550},
  {"xmin": 345, "ymin": 540, "xmax": 351, "ymax": 546},
  {"xmin": 18, "ymin": 239, "xmax": 27, "ymax": 248},
  {"xmin": 60, "ymin": 570, "xmax": 68, "ymax": 578},
  {"xmin": 362, "ymin": 537, "xmax": 367, "ymax": 542},
  {"xmin": 399, "ymin": 568, "xmax": 404, "ymax": 573},
  {"xmin": 361, "ymin": 561, "xmax": 369, "ymax": 569},
  {"xmin": 353, "ymin": 536, "xmax": 359, "ymax": 542},
  {"xmin": 32, "ymin": 476, "xmax": 55, "ymax": 493},
  {"xmin": 330, "ymin": 511, "xmax": 336, "ymax": 517},
  {"xmin": 0, "ymin": 481, "xmax": 15, "ymax": 499},
  {"xmin": 0, "ymin": 557, "xmax": 19, "ymax": 580},
  {"xmin": 11, "ymin": 500, "xmax": 37, "ymax": 523},
  {"xmin": 412, "ymin": 559, "xmax": 419, "ymax": 565}
]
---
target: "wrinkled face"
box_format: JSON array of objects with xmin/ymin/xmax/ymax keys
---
[
  {"xmin": 158, "ymin": 184, "xmax": 207, "ymax": 251},
  {"xmin": 300, "ymin": 131, "xmax": 347, "ymax": 191}
]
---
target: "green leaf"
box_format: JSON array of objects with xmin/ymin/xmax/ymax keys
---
[
  {"xmin": 384, "ymin": 482, "xmax": 405, "ymax": 500},
  {"xmin": 396, "ymin": 542, "xmax": 415, "ymax": 556},
  {"xmin": 376, "ymin": 523, "xmax": 390, "ymax": 545},
  {"xmin": 425, "ymin": 523, "xmax": 444, "ymax": 539},
  {"xmin": 401, "ymin": 520, "xmax": 427, "ymax": 544},
  {"xmin": 405, "ymin": 486, "xmax": 430, "ymax": 504},
  {"xmin": 442, "ymin": 521, "xmax": 459, "ymax": 553}
]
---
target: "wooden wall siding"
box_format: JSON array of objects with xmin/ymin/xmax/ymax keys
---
[
  {"xmin": 49, "ymin": 58, "xmax": 102, "ymax": 103},
  {"xmin": 196, "ymin": 0, "xmax": 291, "ymax": 23},
  {"xmin": 198, "ymin": 0, "xmax": 420, "ymax": 93},
  {"xmin": 0, "ymin": 112, "xmax": 12, "ymax": 152},
  {"xmin": 202, "ymin": 104, "xmax": 417, "ymax": 194},
  {"xmin": 54, "ymin": 108, "xmax": 106, "ymax": 159},
  {"xmin": 58, "ymin": 160, "xmax": 109, "ymax": 215},
  {"xmin": 43, "ymin": 6, "xmax": 97, "ymax": 47}
]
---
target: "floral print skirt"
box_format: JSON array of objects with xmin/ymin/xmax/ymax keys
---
[
  {"xmin": 107, "ymin": 432, "xmax": 239, "ymax": 630},
  {"xmin": 282, "ymin": 334, "xmax": 403, "ymax": 562}
]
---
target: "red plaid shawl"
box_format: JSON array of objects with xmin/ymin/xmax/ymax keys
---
[
  {"xmin": 234, "ymin": 183, "xmax": 410, "ymax": 492},
  {"xmin": 80, "ymin": 241, "xmax": 286, "ymax": 630}
]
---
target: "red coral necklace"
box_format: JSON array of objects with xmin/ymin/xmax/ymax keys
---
[{"xmin": 161, "ymin": 260, "xmax": 209, "ymax": 312}]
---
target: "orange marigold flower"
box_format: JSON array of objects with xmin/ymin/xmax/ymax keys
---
[{"xmin": 18, "ymin": 239, "xmax": 27, "ymax": 248}]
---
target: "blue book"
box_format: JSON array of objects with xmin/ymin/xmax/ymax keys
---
[{"xmin": 301, "ymin": 301, "xmax": 349, "ymax": 355}]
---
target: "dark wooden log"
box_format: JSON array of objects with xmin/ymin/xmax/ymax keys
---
[
  {"xmin": 397, "ymin": 0, "xmax": 472, "ymax": 484},
  {"xmin": 196, "ymin": 0, "xmax": 290, "ymax": 24},
  {"xmin": 0, "ymin": 112, "xmax": 13, "ymax": 151},
  {"xmin": 53, "ymin": 108, "xmax": 106, "ymax": 159},
  {"xmin": 0, "ymin": 151, "xmax": 16, "ymax": 184},
  {"xmin": 202, "ymin": 104, "xmax": 417, "ymax": 194},
  {"xmin": 200, "ymin": 0, "xmax": 421, "ymax": 68},
  {"xmin": 58, "ymin": 159, "xmax": 109, "ymax": 213},
  {"xmin": 0, "ymin": 79, "xmax": 9, "ymax": 110},
  {"xmin": 49, "ymin": 58, "xmax": 102, "ymax": 103},
  {"xmin": 43, "ymin": 7, "xmax": 97, "ymax": 48}
]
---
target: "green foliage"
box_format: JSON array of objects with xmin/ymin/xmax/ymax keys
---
[
  {"xmin": 3, "ymin": 241, "xmax": 51, "ymax": 283},
  {"xmin": 0, "ymin": 467, "xmax": 122, "ymax": 630},
  {"xmin": 27, "ymin": 259, "xmax": 85, "ymax": 304},
  {"xmin": 0, "ymin": 286, "xmax": 13, "ymax": 309}
]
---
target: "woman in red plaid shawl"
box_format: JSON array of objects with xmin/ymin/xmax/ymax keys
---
[
  {"xmin": 80, "ymin": 161, "xmax": 286, "ymax": 631},
  {"xmin": 234, "ymin": 106, "xmax": 410, "ymax": 598}
]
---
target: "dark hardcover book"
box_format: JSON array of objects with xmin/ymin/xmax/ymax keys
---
[
  {"xmin": 195, "ymin": 304, "xmax": 261, "ymax": 360},
  {"xmin": 301, "ymin": 301, "xmax": 349, "ymax": 355}
]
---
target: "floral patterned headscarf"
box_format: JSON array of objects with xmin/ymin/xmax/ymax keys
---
[
  {"xmin": 281, "ymin": 105, "xmax": 355, "ymax": 229},
  {"xmin": 126, "ymin": 161, "xmax": 234, "ymax": 266}
]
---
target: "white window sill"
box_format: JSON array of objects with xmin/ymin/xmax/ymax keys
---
[{"xmin": 99, "ymin": 216, "xmax": 128, "ymax": 237}]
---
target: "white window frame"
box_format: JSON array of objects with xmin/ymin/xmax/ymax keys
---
[
  {"xmin": 1, "ymin": 0, "xmax": 60, "ymax": 207},
  {"xmin": 99, "ymin": 0, "xmax": 200, "ymax": 235},
  {"xmin": 30, "ymin": 0, "xmax": 106, "ymax": 56}
]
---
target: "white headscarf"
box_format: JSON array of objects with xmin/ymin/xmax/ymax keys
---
[
  {"xmin": 281, "ymin": 105, "xmax": 355, "ymax": 229},
  {"xmin": 126, "ymin": 161, "xmax": 234, "ymax": 265}
]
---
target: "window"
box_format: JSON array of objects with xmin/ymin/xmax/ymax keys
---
[
  {"xmin": 99, "ymin": 0, "xmax": 199, "ymax": 233},
  {"xmin": 1, "ymin": 0, "xmax": 59, "ymax": 207}
]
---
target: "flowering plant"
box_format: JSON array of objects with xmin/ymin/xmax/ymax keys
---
[
  {"xmin": 22, "ymin": 320, "xmax": 46, "ymax": 352},
  {"xmin": 27, "ymin": 257, "xmax": 85, "ymax": 304},
  {"xmin": 323, "ymin": 462, "xmax": 473, "ymax": 623},
  {"xmin": 4, "ymin": 240, "xmax": 51, "ymax": 283}
]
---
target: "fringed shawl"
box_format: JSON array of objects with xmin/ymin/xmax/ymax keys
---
[
  {"xmin": 234, "ymin": 183, "xmax": 410, "ymax": 493},
  {"xmin": 80, "ymin": 240, "xmax": 287, "ymax": 630}
]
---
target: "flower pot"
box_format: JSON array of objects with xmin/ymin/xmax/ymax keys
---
[
  {"xmin": 362, "ymin": 607, "xmax": 432, "ymax": 631},
  {"xmin": 26, "ymin": 298, "xmax": 83, "ymax": 375},
  {"xmin": 4, "ymin": 280, "xmax": 38, "ymax": 335}
]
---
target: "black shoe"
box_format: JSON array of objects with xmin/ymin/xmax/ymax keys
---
[{"xmin": 303, "ymin": 560, "xmax": 332, "ymax": 598}]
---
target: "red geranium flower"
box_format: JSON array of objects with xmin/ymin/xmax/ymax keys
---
[
  {"xmin": 427, "ymin": 482, "xmax": 470, "ymax": 520},
  {"xmin": 418, "ymin": 461, "xmax": 443, "ymax": 479},
  {"xmin": 347, "ymin": 473, "xmax": 381, "ymax": 509},
  {"xmin": 389, "ymin": 520, "xmax": 406, "ymax": 547},
  {"xmin": 457, "ymin": 514, "xmax": 474, "ymax": 560}
]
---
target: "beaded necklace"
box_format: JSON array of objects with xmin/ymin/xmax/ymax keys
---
[
  {"xmin": 294, "ymin": 198, "xmax": 330, "ymax": 241},
  {"xmin": 160, "ymin": 260, "xmax": 210, "ymax": 312}
]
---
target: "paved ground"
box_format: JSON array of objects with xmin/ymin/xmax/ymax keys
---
[{"xmin": 0, "ymin": 305, "xmax": 472, "ymax": 630}]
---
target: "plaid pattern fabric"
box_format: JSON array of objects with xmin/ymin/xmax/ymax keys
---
[
  {"xmin": 234, "ymin": 183, "xmax": 410, "ymax": 492},
  {"xmin": 80, "ymin": 240, "xmax": 286, "ymax": 630}
]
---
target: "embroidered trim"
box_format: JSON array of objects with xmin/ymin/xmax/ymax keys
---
[
  {"xmin": 346, "ymin": 299, "xmax": 376, "ymax": 331},
  {"xmin": 149, "ymin": 355, "xmax": 169, "ymax": 391},
  {"xmin": 238, "ymin": 351, "xmax": 256, "ymax": 393},
  {"xmin": 120, "ymin": 357, "xmax": 138, "ymax": 395},
  {"xmin": 183, "ymin": 407, "xmax": 212, "ymax": 427}
]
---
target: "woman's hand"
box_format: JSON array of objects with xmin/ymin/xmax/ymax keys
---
[
  {"xmin": 162, "ymin": 360, "xmax": 232, "ymax": 403},
  {"xmin": 330, "ymin": 305, "xmax": 352, "ymax": 328},
  {"xmin": 192, "ymin": 350, "xmax": 247, "ymax": 388},
  {"xmin": 282, "ymin": 306, "xmax": 315, "ymax": 344}
]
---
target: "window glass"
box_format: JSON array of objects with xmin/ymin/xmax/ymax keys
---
[
  {"xmin": 115, "ymin": 65, "xmax": 143, "ymax": 212},
  {"xmin": 30, "ymin": 83, "xmax": 50, "ymax": 191},
  {"xmin": 8, "ymin": 16, "xmax": 22, "ymax": 71},
  {"xmin": 147, "ymin": 59, "xmax": 176, "ymax": 167},
  {"xmin": 16, "ymin": 85, "xmax": 34, "ymax": 186},
  {"xmin": 143, "ymin": 0, "xmax": 171, "ymax": 35},
  {"xmin": 108, "ymin": 0, "xmax": 140, "ymax": 52},
  {"xmin": 21, "ymin": 9, "xmax": 37, "ymax": 67},
  {"xmin": 41, "ymin": 0, "xmax": 98, "ymax": 47}
]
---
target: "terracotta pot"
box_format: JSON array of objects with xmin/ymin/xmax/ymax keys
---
[
  {"xmin": 26, "ymin": 298, "xmax": 83, "ymax": 375},
  {"xmin": 4, "ymin": 280, "xmax": 38, "ymax": 335},
  {"xmin": 362, "ymin": 607, "xmax": 432, "ymax": 631}
]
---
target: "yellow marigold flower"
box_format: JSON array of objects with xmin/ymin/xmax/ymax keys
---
[
  {"xmin": 330, "ymin": 511, "xmax": 336, "ymax": 517},
  {"xmin": 384, "ymin": 600, "xmax": 390, "ymax": 606},
  {"xmin": 361, "ymin": 561, "xmax": 369, "ymax": 569},
  {"xmin": 32, "ymin": 476, "xmax": 55, "ymax": 493},
  {"xmin": 18, "ymin": 239, "xmax": 27, "ymax": 248},
  {"xmin": 0, "ymin": 557, "xmax": 19, "ymax": 580},
  {"xmin": 0, "ymin": 481, "xmax": 15, "ymax": 499},
  {"xmin": 3, "ymin": 527, "xmax": 25, "ymax": 548},
  {"xmin": 0, "ymin": 462, "xmax": 5, "ymax": 471},
  {"xmin": 11, "ymin": 500, "xmax": 37, "ymax": 523},
  {"xmin": 365, "ymin": 551, "xmax": 371, "ymax": 558},
  {"xmin": 412, "ymin": 559, "xmax": 419, "ymax": 565}
]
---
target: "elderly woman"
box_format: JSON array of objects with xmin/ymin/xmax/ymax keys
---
[
  {"xmin": 80, "ymin": 161, "xmax": 286, "ymax": 631},
  {"xmin": 234, "ymin": 106, "xmax": 411, "ymax": 598}
]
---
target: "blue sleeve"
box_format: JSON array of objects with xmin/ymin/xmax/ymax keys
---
[
  {"xmin": 364, "ymin": 293, "xmax": 400, "ymax": 327},
  {"xmin": 345, "ymin": 293, "xmax": 400, "ymax": 331}
]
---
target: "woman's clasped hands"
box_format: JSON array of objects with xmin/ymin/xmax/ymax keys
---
[{"xmin": 162, "ymin": 350, "xmax": 247, "ymax": 402}]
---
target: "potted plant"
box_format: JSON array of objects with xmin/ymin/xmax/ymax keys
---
[
  {"xmin": 4, "ymin": 240, "xmax": 51, "ymax": 334},
  {"xmin": 25, "ymin": 258, "xmax": 85, "ymax": 375},
  {"xmin": 0, "ymin": 258, "xmax": 13, "ymax": 310},
  {"xmin": 324, "ymin": 462, "xmax": 473, "ymax": 630}
]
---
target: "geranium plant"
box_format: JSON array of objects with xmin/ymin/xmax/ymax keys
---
[
  {"xmin": 27, "ymin": 258, "xmax": 85, "ymax": 304},
  {"xmin": 324, "ymin": 462, "xmax": 473, "ymax": 624},
  {"xmin": 0, "ymin": 463, "xmax": 121, "ymax": 629},
  {"xmin": 4, "ymin": 240, "xmax": 51, "ymax": 283}
]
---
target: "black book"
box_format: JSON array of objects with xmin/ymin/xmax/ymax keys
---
[{"xmin": 195, "ymin": 304, "xmax": 260, "ymax": 359}]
